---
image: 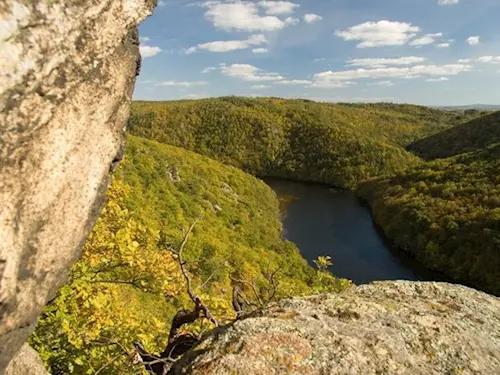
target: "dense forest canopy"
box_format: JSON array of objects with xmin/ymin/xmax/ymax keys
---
[
  {"xmin": 32, "ymin": 135, "xmax": 349, "ymax": 374},
  {"xmin": 31, "ymin": 97, "xmax": 499, "ymax": 373},
  {"xmin": 359, "ymin": 143, "xmax": 500, "ymax": 294},
  {"xmin": 407, "ymin": 111, "xmax": 500, "ymax": 160},
  {"xmin": 129, "ymin": 98, "xmax": 481, "ymax": 189},
  {"xmin": 128, "ymin": 98, "xmax": 499, "ymax": 295}
]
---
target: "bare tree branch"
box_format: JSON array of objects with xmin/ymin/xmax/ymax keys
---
[
  {"xmin": 229, "ymin": 275, "xmax": 263, "ymax": 307},
  {"xmin": 266, "ymin": 267, "xmax": 281, "ymax": 303},
  {"xmin": 166, "ymin": 218, "xmax": 218, "ymax": 327},
  {"xmin": 196, "ymin": 272, "xmax": 216, "ymax": 291},
  {"xmin": 94, "ymin": 354, "xmax": 122, "ymax": 375}
]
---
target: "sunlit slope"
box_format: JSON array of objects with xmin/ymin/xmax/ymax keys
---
[
  {"xmin": 32, "ymin": 135, "xmax": 350, "ymax": 374},
  {"xmin": 129, "ymin": 97, "xmax": 479, "ymax": 189}
]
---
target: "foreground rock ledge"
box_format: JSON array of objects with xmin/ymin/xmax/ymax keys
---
[
  {"xmin": 0, "ymin": 0, "xmax": 155, "ymax": 373},
  {"xmin": 172, "ymin": 281, "xmax": 500, "ymax": 375}
]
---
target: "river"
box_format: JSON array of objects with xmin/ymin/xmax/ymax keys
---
[{"xmin": 265, "ymin": 178, "xmax": 445, "ymax": 284}]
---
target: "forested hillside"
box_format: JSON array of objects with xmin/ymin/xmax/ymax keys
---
[
  {"xmin": 128, "ymin": 98, "xmax": 499, "ymax": 295},
  {"xmin": 129, "ymin": 98, "xmax": 478, "ymax": 189},
  {"xmin": 32, "ymin": 100, "xmax": 498, "ymax": 373},
  {"xmin": 31, "ymin": 135, "xmax": 349, "ymax": 374},
  {"xmin": 359, "ymin": 143, "xmax": 500, "ymax": 294},
  {"xmin": 408, "ymin": 111, "xmax": 500, "ymax": 160},
  {"xmin": 360, "ymin": 110, "xmax": 500, "ymax": 294}
]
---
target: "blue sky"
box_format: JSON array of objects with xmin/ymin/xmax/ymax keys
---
[{"xmin": 134, "ymin": 0, "xmax": 500, "ymax": 105}]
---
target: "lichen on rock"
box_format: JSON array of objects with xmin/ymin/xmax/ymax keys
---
[{"xmin": 172, "ymin": 281, "xmax": 500, "ymax": 375}]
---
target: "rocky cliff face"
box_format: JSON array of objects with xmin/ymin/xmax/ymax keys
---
[
  {"xmin": 172, "ymin": 281, "xmax": 500, "ymax": 375},
  {"xmin": 0, "ymin": 1, "xmax": 155, "ymax": 373},
  {"xmin": 5, "ymin": 344, "xmax": 48, "ymax": 375}
]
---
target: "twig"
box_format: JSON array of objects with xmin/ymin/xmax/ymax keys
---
[
  {"xmin": 94, "ymin": 354, "xmax": 122, "ymax": 375},
  {"xmin": 266, "ymin": 267, "xmax": 281, "ymax": 303},
  {"xmin": 134, "ymin": 218, "xmax": 221, "ymax": 375},
  {"xmin": 230, "ymin": 275, "xmax": 263, "ymax": 307},
  {"xmin": 196, "ymin": 272, "xmax": 216, "ymax": 291},
  {"xmin": 167, "ymin": 218, "xmax": 218, "ymax": 327}
]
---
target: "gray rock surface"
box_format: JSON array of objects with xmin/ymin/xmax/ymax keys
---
[
  {"xmin": 173, "ymin": 281, "xmax": 500, "ymax": 375},
  {"xmin": 5, "ymin": 344, "xmax": 48, "ymax": 375},
  {"xmin": 0, "ymin": 0, "xmax": 155, "ymax": 373}
]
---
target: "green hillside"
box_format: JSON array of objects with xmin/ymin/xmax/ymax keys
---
[
  {"xmin": 31, "ymin": 135, "xmax": 348, "ymax": 374},
  {"xmin": 128, "ymin": 98, "xmax": 499, "ymax": 295},
  {"xmin": 129, "ymin": 98, "xmax": 477, "ymax": 189},
  {"xmin": 359, "ymin": 143, "xmax": 500, "ymax": 294},
  {"xmin": 32, "ymin": 99, "xmax": 498, "ymax": 373},
  {"xmin": 361, "ymin": 111, "xmax": 500, "ymax": 294},
  {"xmin": 408, "ymin": 111, "xmax": 500, "ymax": 160}
]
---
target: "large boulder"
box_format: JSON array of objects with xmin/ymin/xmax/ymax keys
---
[
  {"xmin": 5, "ymin": 344, "xmax": 48, "ymax": 375},
  {"xmin": 173, "ymin": 281, "xmax": 500, "ymax": 375},
  {"xmin": 0, "ymin": 0, "xmax": 155, "ymax": 372}
]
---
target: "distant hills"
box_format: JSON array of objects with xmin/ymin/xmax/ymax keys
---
[
  {"xmin": 438, "ymin": 104, "xmax": 500, "ymax": 111},
  {"xmin": 408, "ymin": 111, "xmax": 500, "ymax": 160},
  {"xmin": 129, "ymin": 97, "xmax": 500, "ymax": 296},
  {"xmin": 129, "ymin": 98, "xmax": 479, "ymax": 189}
]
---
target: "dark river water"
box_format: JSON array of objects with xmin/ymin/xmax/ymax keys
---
[{"xmin": 266, "ymin": 178, "xmax": 445, "ymax": 284}]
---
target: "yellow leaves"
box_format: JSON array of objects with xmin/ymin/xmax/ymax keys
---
[
  {"xmin": 74, "ymin": 357, "xmax": 84, "ymax": 366},
  {"xmin": 33, "ymin": 137, "xmax": 359, "ymax": 374},
  {"xmin": 90, "ymin": 292, "xmax": 109, "ymax": 310},
  {"xmin": 313, "ymin": 256, "xmax": 333, "ymax": 271},
  {"xmin": 61, "ymin": 319, "xmax": 71, "ymax": 333}
]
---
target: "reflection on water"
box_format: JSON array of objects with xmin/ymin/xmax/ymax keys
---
[{"xmin": 265, "ymin": 178, "xmax": 445, "ymax": 284}]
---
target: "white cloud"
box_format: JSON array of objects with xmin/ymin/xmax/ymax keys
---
[
  {"xmin": 139, "ymin": 45, "xmax": 162, "ymax": 58},
  {"xmin": 437, "ymin": 43, "xmax": 450, "ymax": 48},
  {"xmin": 184, "ymin": 93, "xmax": 210, "ymax": 99},
  {"xmin": 409, "ymin": 33, "xmax": 443, "ymax": 46},
  {"xmin": 455, "ymin": 56, "xmax": 500, "ymax": 65},
  {"xmin": 284, "ymin": 16, "xmax": 300, "ymax": 26},
  {"xmin": 400, "ymin": 75, "xmax": 421, "ymax": 80},
  {"xmin": 438, "ymin": 0, "xmax": 459, "ymax": 5},
  {"xmin": 311, "ymin": 80, "xmax": 355, "ymax": 88},
  {"xmin": 426, "ymin": 77, "xmax": 450, "ymax": 82},
  {"xmin": 335, "ymin": 20, "xmax": 420, "ymax": 48},
  {"xmin": 221, "ymin": 64, "xmax": 284, "ymax": 81},
  {"xmin": 139, "ymin": 36, "xmax": 150, "ymax": 43},
  {"xmin": 252, "ymin": 48, "xmax": 269, "ymax": 53},
  {"xmin": 370, "ymin": 80, "xmax": 394, "ymax": 87},
  {"xmin": 257, "ymin": 1, "xmax": 299, "ymax": 15},
  {"xmin": 275, "ymin": 79, "xmax": 312, "ymax": 85},
  {"xmin": 203, "ymin": 1, "xmax": 286, "ymax": 32},
  {"xmin": 467, "ymin": 36, "xmax": 480, "ymax": 45},
  {"xmin": 187, "ymin": 34, "xmax": 267, "ymax": 53},
  {"xmin": 156, "ymin": 80, "xmax": 209, "ymax": 87},
  {"xmin": 202, "ymin": 67, "xmax": 217, "ymax": 73},
  {"xmin": 314, "ymin": 57, "xmax": 326, "ymax": 62},
  {"xmin": 312, "ymin": 64, "xmax": 471, "ymax": 87},
  {"xmin": 158, "ymin": 0, "xmax": 166, "ymax": 6},
  {"xmin": 477, "ymin": 56, "xmax": 500, "ymax": 64},
  {"xmin": 304, "ymin": 13, "xmax": 323, "ymax": 24},
  {"xmin": 251, "ymin": 84, "xmax": 271, "ymax": 89},
  {"xmin": 347, "ymin": 56, "xmax": 426, "ymax": 68},
  {"xmin": 296, "ymin": 95, "xmax": 396, "ymax": 103}
]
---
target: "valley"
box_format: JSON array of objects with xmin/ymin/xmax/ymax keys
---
[
  {"xmin": 129, "ymin": 97, "xmax": 499, "ymax": 294},
  {"xmin": 266, "ymin": 178, "xmax": 446, "ymax": 284},
  {"xmin": 31, "ymin": 97, "xmax": 499, "ymax": 374}
]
